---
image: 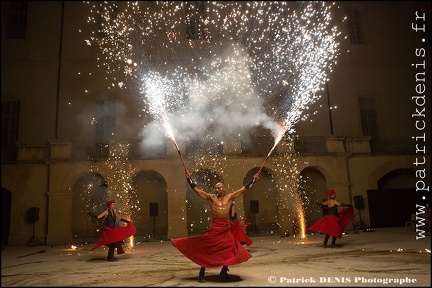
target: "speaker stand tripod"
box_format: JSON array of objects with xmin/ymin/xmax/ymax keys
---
[
  {"xmin": 350, "ymin": 217, "xmax": 359, "ymax": 234},
  {"xmin": 248, "ymin": 213, "xmax": 261, "ymax": 236},
  {"xmin": 150, "ymin": 216, "xmax": 162, "ymax": 240},
  {"xmin": 27, "ymin": 221, "xmax": 43, "ymax": 247},
  {"xmin": 353, "ymin": 209, "xmax": 369, "ymax": 231}
]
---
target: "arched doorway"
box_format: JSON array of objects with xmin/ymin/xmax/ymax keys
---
[
  {"xmin": 131, "ymin": 170, "xmax": 168, "ymax": 239},
  {"xmin": 299, "ymin": 167, "xmax": 327, "ymax": 228},
  {"xmin": 72, "ymin": 172, "xmax": 108, "ymax": 240},
  {"xmin": 243, "ymin": 169, "xmax": 278, "ymax": 234},
  {"xmin": 368, "ymin": 169, "xmax": 430, "ymax": 227}
]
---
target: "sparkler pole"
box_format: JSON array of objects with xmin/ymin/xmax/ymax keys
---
[
  {"xmin": 257, "ymin": 141, "xmax": 278, "ymax": 174},
  {"xmin": 174, "ymin": 141, "xmax": 188, "ymax": 173},
  {"xmin": 257, "ymin": 155, "xmax": 269, "ymax": 175}
]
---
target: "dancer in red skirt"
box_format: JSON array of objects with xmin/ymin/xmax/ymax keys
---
[
  {"xmin": 308, "ymin": 189, "xmax": 354, "ymax": 248},
  {"xmin": 171, "ymin": 171, "xmax": 259, "ymax": 283},
  {"xmin": 88, "ymin": 200, "xmax": 136, "ymax": 261}
]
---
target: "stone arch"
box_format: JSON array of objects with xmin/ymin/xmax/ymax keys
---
[
  {"xmin": 298, "ymin": 167, "xmax": 327, "ymax": 228},
  {"xmin": 1, "ymin": 171, "xmax": 23, "ymax": 195},
  {"xmin": 71, "ymin": 171, "xmax": 108, "ymax": 239},
  {"xmin": 366, "ymin": 161, "xmax": 430, "ymax": 228},
  {"xmin": 368, "ymin": 158, "xmax": 417, "ymax": 190},
  {"xmin": 299, "ymin": 157, "xmax": 345, "ymax": 188},
  {"xmin": 378, "ymin": 168, "xmax": 418, "ymax": 189},
  {"xmin": 243, "ymin": 167, "xmax": 279, "ymax": 234},
  {"xmin": 1, "ymin": 173, "xmax": 25, "ymax": 239},
  {"xmin": 131, "ymin": 169, "xmax": 168, "ymax": 238},
  {"xmin": 273, "ymin": 158, "xmax": 348, "ymax": 236},
  {"xmin": 60, "ymin": 163, "xmax": 97, "ymax": 195}
]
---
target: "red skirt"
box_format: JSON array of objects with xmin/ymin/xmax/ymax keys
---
[
  {"xmin": 308, "ymin": 207, "xmax": 354, "ymax": 238},
  {"xmin": 171, "ymin": 217, "xmax": 252, "ymax": 268},
  {"xmin": 230, "ymin": 219, "xmax": 253, "ymax": 246},
  {"xmin": 91, "ymin": 222, "xmax": 136, "ymax": 254}
]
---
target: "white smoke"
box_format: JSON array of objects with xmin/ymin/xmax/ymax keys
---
[{"xmin": 139, "ymin": 44, "xmax": 280, "ymax": 152}]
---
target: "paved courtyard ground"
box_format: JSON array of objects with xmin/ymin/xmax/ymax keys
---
[{"xmin": 1, "ymin": 227, "xmax": 430, "ymax": 287}]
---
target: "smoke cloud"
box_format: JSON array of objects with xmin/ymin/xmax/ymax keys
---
[{"xmin": 138, "ymin": 44, "xmax": 280, "ymax": 152}]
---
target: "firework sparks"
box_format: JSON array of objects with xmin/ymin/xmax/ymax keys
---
[
  {"xmin": 84, "ymin": 1, "xmax": 342, "ymax": 236},
  {"xmin": 85, "ymin": 1, "xmax": 341, "ymax": 145}
]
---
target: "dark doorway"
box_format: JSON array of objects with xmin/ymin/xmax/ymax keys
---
[
  {"xmin": 367, "ymin": 188, "xmax": 418, "ymax": 228},
  {"xmin": 2, "ymin": 187, "xmax": 12, "ymax": 245}
]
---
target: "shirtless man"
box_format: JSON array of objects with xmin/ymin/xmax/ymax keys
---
[
  {"xmin": 171, "ymin": 171, "xmax": 259, "ymax": 283},
  {"xmin": 188, "ymin": 174, "xmax": 259, "ymax": 219}
]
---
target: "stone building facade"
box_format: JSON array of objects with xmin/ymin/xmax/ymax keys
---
[{"xmin": 1, "ymin": 1, "xmax": 430, "ymax": 245}]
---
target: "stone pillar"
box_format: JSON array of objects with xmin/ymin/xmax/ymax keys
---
[
  {"xmin": 167, "ymin": 187, "xmax": 188, "ymax": 239},
  {"xmin": 46, "ymin": 190, "xmax": 73, "ymax": 245},
  {"xmin": 45, "ymin": 162, "xmax": 75, "ymax": 245}
]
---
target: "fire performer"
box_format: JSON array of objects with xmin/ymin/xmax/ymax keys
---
[
  {"xmin": 171, "ymin": 171, "xmax": 259, "ymax": 283},
  {"xmin": 88, "ymin": 200, "xmax": 136, "ymax": 261},
  {"xmin": 308, "ymin": 189, "xmax": 354, "ymax": 248}
]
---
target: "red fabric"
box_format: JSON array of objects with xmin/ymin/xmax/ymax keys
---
[
  {"xmin": 308, "ymin": 207, "xmax": 354, "ymax": 238},
  {"xmin": 91, "ymin": 222, "xmax": 136, "ymax": 254},
  {"xmin": 230, "ymin": 219, "xmax": 253, "ymax": 246},
  {"xmin": 171, "ymin": 217, "xmax": 252, "ymax": 268}
]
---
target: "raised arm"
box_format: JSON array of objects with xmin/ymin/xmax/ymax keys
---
[
  {"xmin": 338, "ymin": 201, "xmax": 353, "ymax": 207},
  {"xmin": 331, "ymin": 199, "xmax": 352, "ymax": 207},
  {"xmin": 88, "ymin": 210, "xmax": 108, "ymax": 219},
  {"xmin": 186, "ymin": 170, "xmax": 211, "ymax": 200},
  {"xmin": 229, "ymin": 173, "xmax": 260, "ymax": 201},
  {"xmin": 113, "ymin": 210, "xmax": 131, "ymax": 223}
]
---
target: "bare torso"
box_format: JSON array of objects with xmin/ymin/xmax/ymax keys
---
[
  {"xmin": 208, "ymin": 194, "xmax": 233, "ymax": 218},
  {"xmin": 188, "ymin": 173, "xmax": 259, "ymax": 219}
]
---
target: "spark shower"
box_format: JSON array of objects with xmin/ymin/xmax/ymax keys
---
[
  {"xmin": 84, "ymin": 1, "xmax": 343, "ymax": 238},
  {"xmin": 85, "ymin": 1, "xmax": 341, "ymax": 149}
]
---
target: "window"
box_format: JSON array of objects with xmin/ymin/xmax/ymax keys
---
[
  {"xmin": 1, "ymin": 99, "xmax": 20, "ymax": 162},
  {"xmin": 346, "ymin": 8, "xmax": 365, "ymax": 44},
  {"xmin": 359, "ymin": 96, "xmax": 379, "ymax": 137},
  {"xmin": 94, "ymin": 100, "xmax": 116, "ymax": 155},
  {"xmin": 6, "ymin": 1, "xmax": 28, "ymax": 39},
  {"xmin": 185, "ymin": 2, "xmax": 206, "ymax": 40}
]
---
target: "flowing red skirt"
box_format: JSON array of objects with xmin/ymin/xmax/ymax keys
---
[
  {"xmin": 230, "ymin": 218, "xmax": 253, "ymax": 246},
  {"xmin": 91, "ymin": 222, "xmax": 136, "ymax": 254},
  {"xmin": 308, "ymin": 207, "xmax": 354, "ymax": 238},
  {"xmin": 171, "ymin": 217, "xmax": 252, "ymax": 268}
]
